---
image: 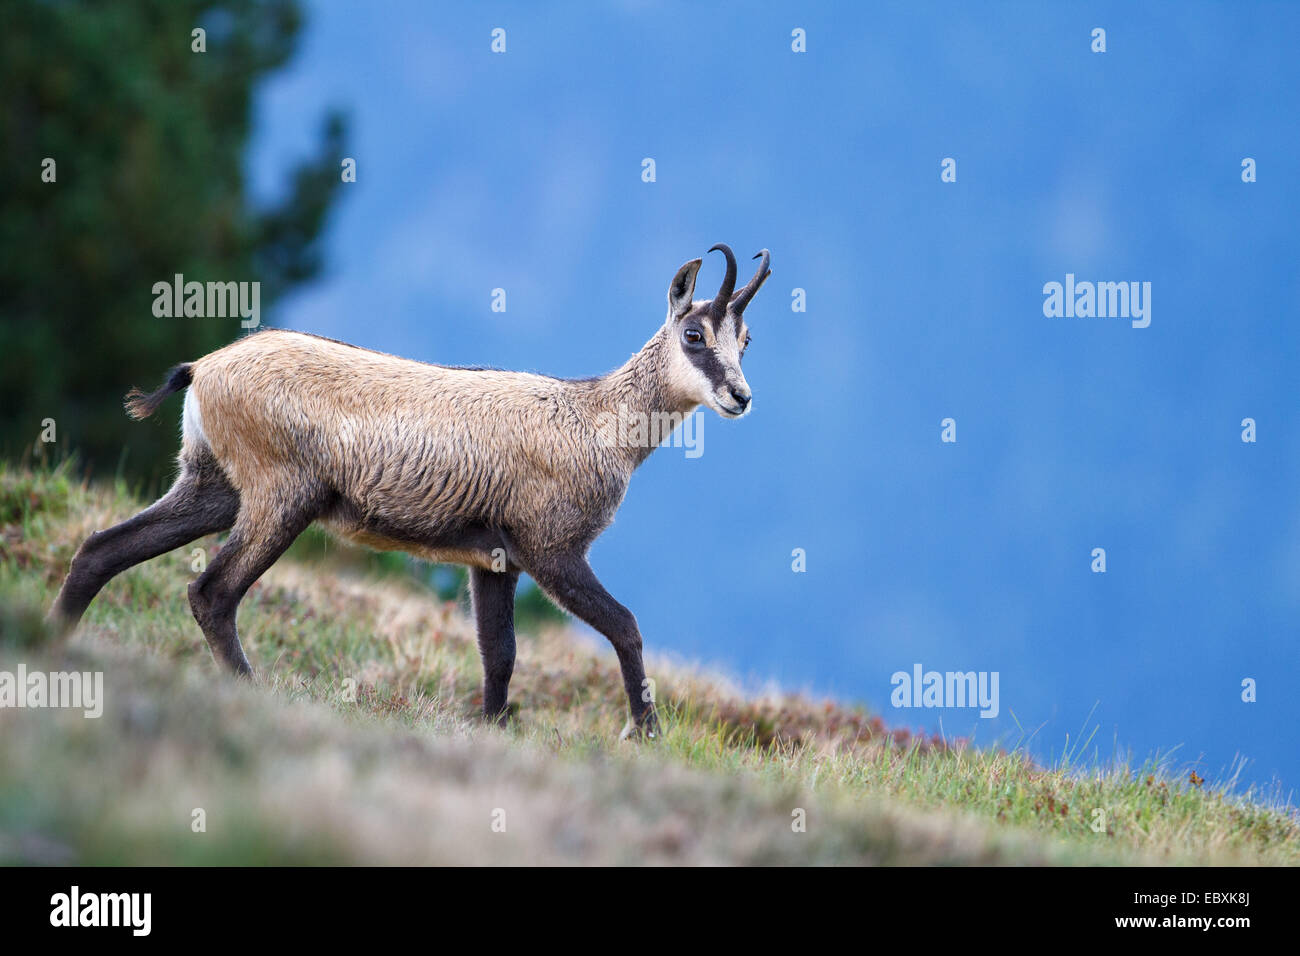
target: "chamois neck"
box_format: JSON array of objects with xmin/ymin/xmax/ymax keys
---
[{"xmin": 589, "ymin": 327, "xmax": 698, "ymax": 467}]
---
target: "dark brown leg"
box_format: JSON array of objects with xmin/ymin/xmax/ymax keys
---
[
  {"xmin": 49, "ymin": 458, "xmax": 239, "ymax": 634},
  {"xmin": 187, "ymin": 500, "xmax": 318, "ymax": 677},
  {"xmin": 524, "ymin": 552, "xmax": 658, "ymax": 739},
  {"xmin": 470, "ymin": 566, "xmax": 520, "ymax": 725}
]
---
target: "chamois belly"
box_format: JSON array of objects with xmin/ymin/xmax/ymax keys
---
[{"xmin": 316, "ymin": 499, "xmax": 510, "ymax": 571}]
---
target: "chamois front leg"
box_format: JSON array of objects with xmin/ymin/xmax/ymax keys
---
[
  {"xmin": 470, "ymin": 566, "xmax": 520, "ymax": 725},
  {"xmin": 526, "ymin": 552, "xmax": 659, "ymax": 740}
]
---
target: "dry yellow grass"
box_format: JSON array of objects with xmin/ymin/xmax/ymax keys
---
[{"xmin": 1, "ymin": 464, "xmax": 1296, "ymax": 865}]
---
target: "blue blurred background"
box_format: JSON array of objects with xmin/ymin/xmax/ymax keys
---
[{"xmin": 246, "ymin": 2, "xmax": 1299, "ymax": 794}]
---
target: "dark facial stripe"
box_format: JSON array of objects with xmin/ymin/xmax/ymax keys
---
[{"xmin": 686, "ymin": 340, "xmax": 730, "ymax": 392}]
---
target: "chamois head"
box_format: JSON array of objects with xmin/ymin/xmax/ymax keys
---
[{"xmin": 664, "ymin": 243, "xmax": 771, "ymax": 418}]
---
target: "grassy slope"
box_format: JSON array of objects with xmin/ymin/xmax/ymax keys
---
[{"xmin": 0, "ymin": 464, "xmax": 1295, "ymax": 865}]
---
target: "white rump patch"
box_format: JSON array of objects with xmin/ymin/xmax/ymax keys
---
[{"xmin": 182, "ymin": 389, "xmax": 208, "ymax": 447}]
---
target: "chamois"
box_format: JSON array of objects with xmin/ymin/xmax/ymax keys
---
[{"xmin": 50, "ymin": 244, "xmax": 771, "ymax": 738}]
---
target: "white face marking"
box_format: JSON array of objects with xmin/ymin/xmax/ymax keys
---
[
  {"xmin": 711, "ymin": 313, "xmax": 751, "ymax": 417},
  {"xmin": 665, "ymin": 304, "xmax": 751, "ymax": 418}
]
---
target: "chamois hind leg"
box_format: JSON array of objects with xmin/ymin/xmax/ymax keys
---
[
  {"xmin": 187, "ymin": 492, "xmax": 321, "ymax": 677},
  {"xmin": 470, "ymin": 566, "xmax": 520, "ymax": 725},
  {"xmin": 49, "ymin": 453, "xmax": 239, "ymax": 635},
  {"xmin": 523, "ymin": 552, "xmax": 658, "ymax": 740}
]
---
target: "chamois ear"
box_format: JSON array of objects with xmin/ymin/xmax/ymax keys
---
[{"xmin": 667, "ymin": 258, "xmax": 703, "ymax": 322}]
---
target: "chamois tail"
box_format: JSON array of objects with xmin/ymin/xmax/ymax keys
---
[{"xmin": 124, "ymin": 364, "xmax": 193, "ymax": 420}]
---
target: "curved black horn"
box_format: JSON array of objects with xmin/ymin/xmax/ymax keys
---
[
  {"xmin": 707, "ymin": 243, "xmax": 737, "ymax": 317},
  {"xmin": 730, "ymin": 249, "xmax": 771, "ymax": 314}
]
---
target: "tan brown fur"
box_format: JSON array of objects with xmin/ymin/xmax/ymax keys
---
[{"xmin": 186, "ymin": 327, "xmax": 688, "ymax": 563}]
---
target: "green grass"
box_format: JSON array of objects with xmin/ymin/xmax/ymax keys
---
[{"xmin": 0, "ymin": 461, "xmax": 1295, "ymax": 864}]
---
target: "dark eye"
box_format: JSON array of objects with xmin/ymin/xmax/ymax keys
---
[
  {"xmin": 682, "ymin": 328, "xmax": 703, "ymax": 346},
  {"xmin": 742, "ymin": 334, "xmax": 752, "ymax": 351}
]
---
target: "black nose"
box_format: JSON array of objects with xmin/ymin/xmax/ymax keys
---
[{"xmin": 729, "ymin": 387, "xmax": 751, "ymax": 409}]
